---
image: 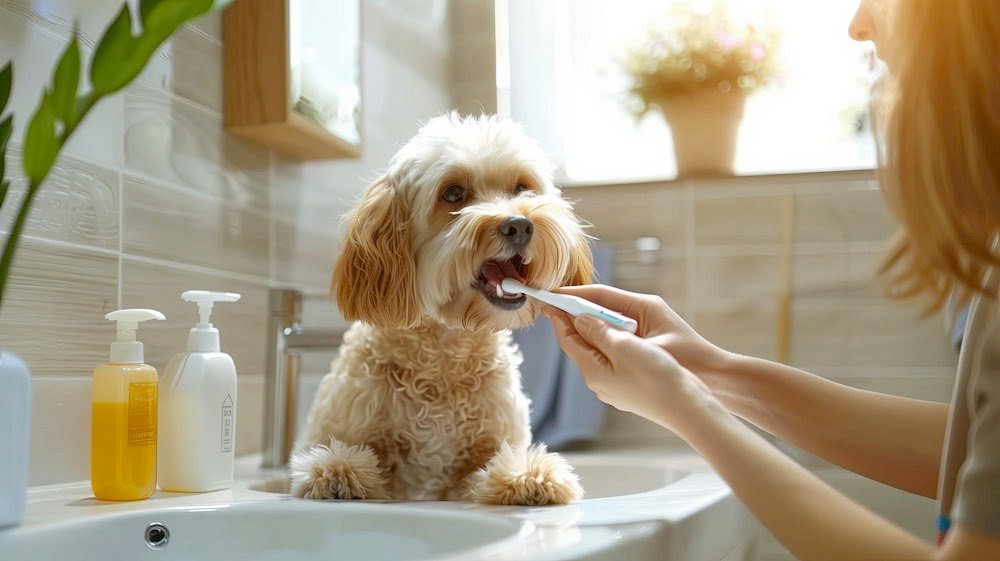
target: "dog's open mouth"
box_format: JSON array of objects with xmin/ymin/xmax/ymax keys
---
[{"xmin": 476, "ymin": 255, "xmax": 528, "ymax": 310}]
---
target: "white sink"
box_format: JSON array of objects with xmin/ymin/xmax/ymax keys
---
[{"xmin": 0, "ymin": 500, "xmax": 527, "ymax": 561}]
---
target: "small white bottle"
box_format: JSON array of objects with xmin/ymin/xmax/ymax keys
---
[
  {"xmin": 158, "ymin": 290, "xmax": 241, "ymax": 492},
  {"xmin": 0, "ymin": 351, "xmax": 30, "ymax": 528}
]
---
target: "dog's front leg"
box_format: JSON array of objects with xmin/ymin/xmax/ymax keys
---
[
  {"xmin": 463, "ymin": 442, "xmax": 583, "ymax": 505},
  {"xmin": 289, "ymin": 437, "xmax": 391, "ymax": 500}
]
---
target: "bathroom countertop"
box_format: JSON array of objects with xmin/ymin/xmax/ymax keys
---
[{"xmin": 11, "ymin": 445, "xmax": 753, "ymax": 561}]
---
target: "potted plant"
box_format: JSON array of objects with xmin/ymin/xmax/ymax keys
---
[
  {"xmin": 623, "ymin": 4, "xmax": 777, "ymax": 177},
  {"xmin": 0, "ymin": 0, "xmax": 228, "ymax": 529}
]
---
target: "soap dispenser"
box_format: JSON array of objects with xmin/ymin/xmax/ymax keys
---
[
  {"xmin": 158, "ymin": 290, "xmax": 241, "ymax": 493},
  {"xmin": 91, "ymin": 309, "xmax": 165, "ymax": 501}
]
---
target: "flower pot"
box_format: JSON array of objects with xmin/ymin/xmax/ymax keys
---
[
  {"xmin": 655, "ymin": 89, "xmax": 746, "ymax": 177},
  {"xmin": 0, "ymin": 351, "xmax": 30, "ymax": 529}
]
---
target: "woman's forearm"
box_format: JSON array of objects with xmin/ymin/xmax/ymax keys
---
[
  {"xmin": 675, "ymin": 397, "xmax": 933, "ymax": 561},
  {"xmin": 700, "ymin": 353, "xmax": 949, "ymax": 498}
]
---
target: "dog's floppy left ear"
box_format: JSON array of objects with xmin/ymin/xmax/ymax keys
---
[
  {"xmin": 331, "ymin": 175, "xmax": 420, "ymax": 328},
  {"xmin": 562, "ymin": 234, "xmax": 594, "ymax": 286}
]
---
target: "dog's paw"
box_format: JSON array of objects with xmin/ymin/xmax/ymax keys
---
[
  {"xmin": 464, "ymin": 442, "xmax": 583, "ymax": 506},
  {"xmin": 289, "ymin": 438, "xmax": 391, "ymax": 500}
]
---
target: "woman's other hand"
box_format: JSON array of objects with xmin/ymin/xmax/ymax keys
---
[{"xmin": 545, "ymin": 308, "xmax": 723, "ymax": 433}]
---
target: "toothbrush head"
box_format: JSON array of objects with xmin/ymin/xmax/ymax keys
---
[{"xmin": 500, "ymin": 278, "xmax": 526, "ymax": 295}]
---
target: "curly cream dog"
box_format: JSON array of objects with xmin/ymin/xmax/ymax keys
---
[{"xmin": 291, "ymin": 113, "xmax": 592, "ymax": 505}]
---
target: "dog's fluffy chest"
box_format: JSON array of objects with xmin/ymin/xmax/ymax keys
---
[{"xmin": 326, "ymin": 322, "xmax": 531, "ymax": 499}]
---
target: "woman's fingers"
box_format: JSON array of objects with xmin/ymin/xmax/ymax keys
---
[
  {"xmin": 572, "ymin": 315, "xmax": 634, "ymax": 361},
  {"xmin": 544, "ymin": 308, "xmax": 612, "ymax": 377},
  {"xmin": 553, "ymin": 284, "xmax": 647, "ymax": 319}
]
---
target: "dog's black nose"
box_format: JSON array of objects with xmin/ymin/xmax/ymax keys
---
[{"xmin": 499, "ymin": 216, "xmax": 534, "ymax": 248}]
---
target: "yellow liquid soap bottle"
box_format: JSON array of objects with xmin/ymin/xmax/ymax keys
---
[{"xmin": 91, "ymin": 308, "xmax": 165, "ymax": 501}]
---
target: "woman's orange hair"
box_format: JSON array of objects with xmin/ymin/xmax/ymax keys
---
[{"xmin": 877, "ymin": 0, "xmax": 999, "ymax": 312}]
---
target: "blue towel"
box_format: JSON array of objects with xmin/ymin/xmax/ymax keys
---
[{"xmin": 513, "ymin": 245, "xmax": 612, "ymax": 450}]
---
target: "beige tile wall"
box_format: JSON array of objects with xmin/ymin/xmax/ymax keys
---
[
  {"xmin": 572, "ymin": 170, "xmax": 959, "ymax": 447},
  {"xmin": 0, "ymin": 0, "xmax": 452, "ymax": 486}
]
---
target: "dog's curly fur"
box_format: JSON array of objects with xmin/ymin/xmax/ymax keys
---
[{"xmin": 291, "ymin": 113, "xmax": 590, "ymax": 505}]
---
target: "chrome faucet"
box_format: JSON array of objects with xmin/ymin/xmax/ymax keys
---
[{"xmin": 262, "ymin": 289, "xmax": 347, "ymax": 468}]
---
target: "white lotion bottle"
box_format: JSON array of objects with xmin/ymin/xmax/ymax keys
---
[
  {"xmin": 0, "ymin": 351, "xmax": 30, "ymax": 528},
  {"xmin": 158, "ymin": 290, "xmax": 241, "ymax": 492}
]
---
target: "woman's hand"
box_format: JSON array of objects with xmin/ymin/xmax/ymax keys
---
[
  {"xmin": 554, "ymin": 285, "xmax": 731, "ymax": 376},
  {"xmin": 544, "ymin": 308, "xmax": 724, "ymax": 433}
]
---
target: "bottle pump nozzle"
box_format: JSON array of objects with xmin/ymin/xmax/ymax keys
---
[
  {"xmin": 105, "ymin": 309, "xmax": 165, "ymax": 363},
  {"xmin": 181, "ymin": 290, "xmax": 241, "ymax": 352}
]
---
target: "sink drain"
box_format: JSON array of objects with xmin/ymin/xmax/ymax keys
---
[{"xmin": 144, "ymin": 522, "xmax": 170, "ymax": 549}]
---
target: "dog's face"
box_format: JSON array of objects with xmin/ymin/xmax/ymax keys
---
[{"xmin": 332, "ymin": 113, "xmax": 592, "ymax": 331}]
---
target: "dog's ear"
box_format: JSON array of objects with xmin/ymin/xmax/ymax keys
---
[
  {"xmin": 332, "ymin": 175, "xmax": 420, "ymax": 328},
  {"xmin": 562, "ymin": 234, "xmax": 594, "ymax": 286}
]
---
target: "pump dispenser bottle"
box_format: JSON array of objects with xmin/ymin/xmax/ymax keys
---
[
  {"xmin": 158, "ymin": 290, "xmax": 241, "ymax": 492},
  {"xmin": 91, "ymin": 309, "xmax": 165, "ymax": 501}
]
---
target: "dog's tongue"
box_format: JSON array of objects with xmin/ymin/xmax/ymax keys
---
[
  {"xmin": 500, "ymin": 259, "xmax": 526, "ymax": 283},
  {"xmin": 481, "ymin": 259, "xmax": 525, "ymax": 287}
]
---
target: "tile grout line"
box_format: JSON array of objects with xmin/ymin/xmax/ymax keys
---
[{"xmin": 119, "ymin": 252, "xmax": 274, "ymax": 288}]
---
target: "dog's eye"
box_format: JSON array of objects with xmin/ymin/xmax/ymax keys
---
[
  {"xmin": 441, "ymin": 185, "xmax": 467, "ymax": 204},
  {"xmin": 514, "ymin": 184, "xmax": 531, "ymax": 195}
]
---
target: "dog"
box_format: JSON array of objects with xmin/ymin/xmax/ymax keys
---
[{"xmin": 290, "ymin": 113, "xmax": 592, "ymax": 505}]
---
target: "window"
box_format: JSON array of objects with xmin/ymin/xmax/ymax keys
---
[{"xmin": 500, "ymin": 0, "xmax": 880, "ymax": 183}]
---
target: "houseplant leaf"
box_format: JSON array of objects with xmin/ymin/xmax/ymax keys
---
[
  {"xmin": 22, "ymin": 92, "xmax": 57, "ymax": 186},
  {"xmin": 0, "ymin": 62, "xmax": 11, "ymax": 113},
  {"xmin": 89, "ymin": 4, "xmax": 136, "ymax": 94},
  {"xmin": 51, "ymin": 32, "xmax": 80, "ymax": 123}
]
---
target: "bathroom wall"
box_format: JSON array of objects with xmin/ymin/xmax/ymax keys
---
[
  {"xmin": 0, "ymin": 0, "xmax": 452, "ymax": 486},
  {"xmin": 571, "ymin": 170, "xmax": 958, "ymax": 556}
]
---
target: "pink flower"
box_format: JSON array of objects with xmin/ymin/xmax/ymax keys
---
[{"xmin": 714, "ymin": 31, "xmax": 741, "ymax": 51}]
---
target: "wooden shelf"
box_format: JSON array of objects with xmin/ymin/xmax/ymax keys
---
[{"xmin": 222, "ymin": 0, "xmax": 360, "ymax": 161}]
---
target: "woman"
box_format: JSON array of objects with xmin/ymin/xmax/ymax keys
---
[{"xmin": 545, "ymin": 1, "xmax": 999, "ymax": 559}]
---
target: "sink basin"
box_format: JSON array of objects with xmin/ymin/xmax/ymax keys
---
[
  {"xmin": 0, "ymin": 500, "xmax": 527, "ymax": 561},
  {"xmin": 250, "ymin": 455, "xmax": 686, "ymax": 501}
]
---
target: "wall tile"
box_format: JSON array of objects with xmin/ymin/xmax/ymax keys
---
[
  {"xmin": 695, "ymin": 191, "xmax": 787, "ymax": 248},
  {"xmin": 608, "ymin": 241, "xmax": 687, "ymax": 300},
  {"xmin": 122, "ymin": 174, "xmax": 270, "ymax": 278},
  {"xmin": 29, "ymin": 377, "xmax": 92, "ymax": 486},
  {"xmin": 121, "ymin": 259, "xmax": 269, "ymax": 378},
  {"xmin": 0, "ymin": 242, "xmax": 116, "ymax": 377},
  {"xmin": 0, "ymin": 0, "xmax": 124, "ymax": 168},
  {"xmin": 794, "ymin": 185, "xmax": 896, "ymax": 245},
  {"xmin": 274, "ymin": 217, "xmax": 339, "ymax": 293},
  {"xmin": 123, "ymin": 84, "xmax": 269, "ymax": 211},
  {"xmin": 790, "ymin": 299, "xmax": 958, "ymax": 368},
  {"xmin": 139, "ymin": 23, "xmax": 223, "ymax": 112},
  {"xmin": 187, "ymin": 10, "xmax": 223, "ymax": 42},
  {"xmin": 693, "ymin": 252, "xmax": 783, "ymax": 303},
  {"xmin": 573, "ymin": 186, "xmax": 688, "ymax": 249},
  {"xmin": 2, "ymin": 145, "xmax": 119, "ymax": 250},
  {"xmin": 791, "ymin": 248, "xmax": 883, "ymax": 300}
]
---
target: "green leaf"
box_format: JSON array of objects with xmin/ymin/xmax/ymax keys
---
[
  {"xmin": 22, "ymin": 92, "xmax": 58, "ymax": 186},
  {"xmin": 51, "ymin": 32, "xmax": 81, "ymax": 123},
  {"xmin": 0, "ymin": 115, "xmax": 11, "ymax": 152},
  {"xmin": 140, "ymin": 0, "xmax": 214, "ymax": 44},
  {"xmin": 90, "ymin": 4, "xmax": 135, "ymax": 94},
  {"xmin": 0, "ymin": 62, "xmax": 11, "ymax": 113},
  {"xmin": 139, "ymin": 0, "xmax": 163, "ymax": 23}
]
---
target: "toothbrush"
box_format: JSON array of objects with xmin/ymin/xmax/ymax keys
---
[{"xmin": 501, "ymin": 279, "xmax": 638, "ymax": 334}]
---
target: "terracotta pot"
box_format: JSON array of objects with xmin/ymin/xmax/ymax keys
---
[{"xmin": 655, "ymin": 89, "xmax": 747, "ymax": 177}]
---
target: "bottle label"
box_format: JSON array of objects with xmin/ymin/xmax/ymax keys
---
[
  {"xmin": 127, "ymin": 382, "xmax": 157, "ymax": 446},
  {"xmin": 221, "ymin": 394, "xmax": 234, "ymax": 453}
]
